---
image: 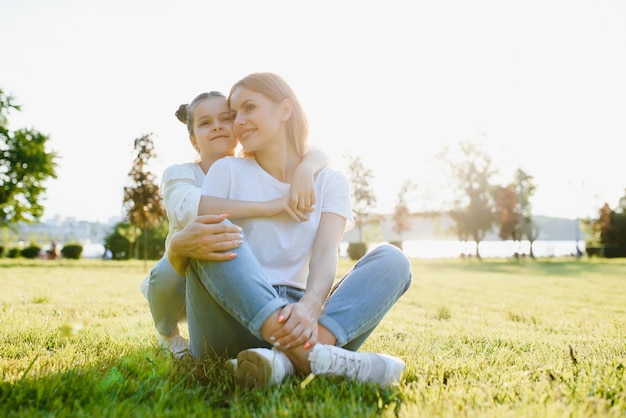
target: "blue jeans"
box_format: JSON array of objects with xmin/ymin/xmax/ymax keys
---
[
  {"xmin": 147, "ymin": 256, "xmax": 186, "ymax": 337},
  {"xmin": 186, "ymin": 240, "xmax": 412, "ymax": 360}
]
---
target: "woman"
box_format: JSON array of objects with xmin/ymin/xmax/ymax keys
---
[
  {"xmin": 169, "ymin": 73, "xmax": 412, "ymax": 387},
  {"xmin": 142, "ymin": 91, "xmax": 328, "ymax": 358}
]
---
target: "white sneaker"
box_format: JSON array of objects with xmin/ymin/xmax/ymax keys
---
[
  {"xmin": 158, "ymin": 334, "xmax": 190, "ymax": 359},
  {"xmin": 225, "ymin": 358, "xmax": 238, "ymax": 375},
  {"xmin": 308, "ymin": 344, "xmax": 405, "ymax": 387},
  {"xmin": 235, "ymin": 348, "xmax": 295, "ymax": 388}
]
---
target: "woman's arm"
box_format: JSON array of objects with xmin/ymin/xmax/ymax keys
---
[
  {"xmin": 270, "ymin": 212, "xmax": 346, "ymax": 349},
  {"xmin": 167, "ymin": 214, "xmax": 244, "ymax": 276}
]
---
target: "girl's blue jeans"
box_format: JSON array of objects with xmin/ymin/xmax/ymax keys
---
[{"xmin": 147, "ymin": 256, "xmax": 186, "ymax": 337}]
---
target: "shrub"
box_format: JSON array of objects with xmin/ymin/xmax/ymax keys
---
[
  {"xmin": 61, "ymin": 244, "xmax": 83, "ymax": 259},
  {"xmin": 21, "ymin": 245, "xmax": 41, "ymax": 259},
  {"xmin": 389, "ymin": 240, "xmax": 403, "ymax": 250},
  {"xmin": 603, "ymin": 246, "xmax": 626, "ymax": 258},
  {"xmin": 0, "ymin": 246, "xmax": 3, "ymax": 258},
  {"xmin": 7, "ymin": 248, "xmax": 19, "ymax": 258},
  {"xmin": 347, "ymin": 242, "xmax": 367, "ymax": 261},
  {"xmin": 586, "ymin": 246, "xmax": 603, "ymax": 257}
]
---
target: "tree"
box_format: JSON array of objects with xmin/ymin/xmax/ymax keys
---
[
  {"xmin": 103, "ymin": 221, "xmax": 133, "ymax": 260},
  {"xmin": 494, "ymin": 185, "xmax": 520, "ymax": 242},
  {"xmin": 123, "ymin": 133, "xmax": 165, "ymax": 268},
  {"xmin": 519, "ymin": 218, "xmax": 541, "ymax": 259},
  {"xmin": 0, "ymin": 89, "xmax": 58, "ymax": 226},
  {"xmin": 391, "ymin": 179, "xmax": 415, "ymax": 249},
  {"xmin": 439, "ymin": 140, "xmax": 497, "ymax": 259},
  {"xmin": 347, "ymin": 154, "xmax": 377, "ymax": 243},
  {"xmin": 593, "ymin": 202, "xmax": 626, "ymax": 250},
  {"xmin": 515, "ymin": 169, "xmax": 538, "ymax": 258},
  {"xmin": 137, "ymin": 218, "xmax": 168, "ymax": 260}
]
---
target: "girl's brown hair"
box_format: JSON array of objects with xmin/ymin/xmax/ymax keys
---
[{"xmin": 175, "ymin": 91, "xmax": 226, "ymax": 135}]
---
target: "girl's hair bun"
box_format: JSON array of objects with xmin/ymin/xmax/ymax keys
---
[{"xmin": 175, "ymin": 104, "xmax": 188, "ymax": 124}]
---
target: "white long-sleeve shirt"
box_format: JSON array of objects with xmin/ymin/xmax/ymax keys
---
[{"xmin": 160, "ymin": 162, "xmax": 206, "ymax": 250}]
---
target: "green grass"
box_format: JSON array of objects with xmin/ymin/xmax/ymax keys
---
[{"xmin": 1, "ymin": 257, "xmax": 625, "ymax": 417}]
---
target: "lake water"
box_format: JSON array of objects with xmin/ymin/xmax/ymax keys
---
[
  {"xmin": 342, "ymin": 240, "xmax": 586, "ymax": 259},
  {"xmin": 84, "ymin": 240, "xmax": 585, "ymax": 259}
]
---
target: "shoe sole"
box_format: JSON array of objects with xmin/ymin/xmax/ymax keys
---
[{"xmin": 236, "ymin": 350, "xmax": 273, "ymax": 388}]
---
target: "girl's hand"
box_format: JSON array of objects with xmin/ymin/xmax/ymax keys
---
[
  {"xmin": 290, "ymin": 161, "xmax": 317, "ymax": 212},
  {"xmin": 266, "ymin": 196, "xmax": 313, "ymax": 222}
]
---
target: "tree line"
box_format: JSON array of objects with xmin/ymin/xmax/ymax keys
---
[{"xmin": 2, "ymin": 88, "xmax": 625, "ymax": 260}]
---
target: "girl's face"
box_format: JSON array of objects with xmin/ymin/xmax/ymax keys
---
[
  {"xmin": 189, "ymin": 96, "xmax": 237, "ymax": 160},
  {"xmin": 229, "ymin": 86, "xmax": 288, "ymax": 154}
]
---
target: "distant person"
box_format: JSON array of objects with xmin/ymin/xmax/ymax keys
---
[
  {"xmin": 168, "ymin": 72, "xmax": 413, "ymax": 387},
  {"xmin": 140, "ymin": 91, "xmax": 329, "ymax": 358},
  {"xmin": 46, "ymin": 240, "xmax": 60, "ymax": 259},
  {"xmin": 103, "ymin": 248, "xmax": 113, "ymax": 260}
]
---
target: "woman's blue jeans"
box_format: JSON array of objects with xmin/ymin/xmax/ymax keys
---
[{"xmin": 186, "ymin": 240, "xmax": 412, "ymax": 360}]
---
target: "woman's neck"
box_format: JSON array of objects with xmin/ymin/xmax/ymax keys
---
[
  {"xmin": 199, "ymin": 151, "xmax": 237, "ymax": 173},
  {"xmin": 255, "ymin": 144, "xmax": 299, "ymax": 183}
]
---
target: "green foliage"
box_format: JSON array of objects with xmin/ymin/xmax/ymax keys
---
[
  {"xmin": 20, "ymin": 245, "xmax": 40, "ymax": 259},
  {"xmin": 60, "ymin": 244, "xmax": 83, "ymax": 259},
  {"xmin": 7, "ymin": 247, "xmax": 19, "ymax": 258},
  {"xmin": 0, "ymin": 89, "xmax": 58, "ymax": 226},
  {"xmin": 590, "ymin": 202, "xmax": 626, "ymax": 258},
  {"xmin": 392, "ymin": 179, "xmax": 415, "ymax": 241},
  {"xmin": 103, "ymin": 221, "xmax": 132, "ymax": 260},
  {"xmin": 346, "ymin": 154, "xmax": 377, "ymax": 242},
  {"xmin": 347, "ymin": 242, "xmax": 367, "ymax": 260},
  {"xmin": 389, "ymin": 240, "xmax": 403, "ymax": 250},
  {"xmin": 103, "ymin": 220, "xmax": 166, "ymax": 260},
  {"xmin": 123, "ymin": 133, "xmax": 166, "ymax": 263},
  {"xmin": 137, "ymin": 218, "xmax": 167, "ymax": 260},
  {"xmin": 439, "ymin": 140, "xmax": 498, "ymax": 258}
]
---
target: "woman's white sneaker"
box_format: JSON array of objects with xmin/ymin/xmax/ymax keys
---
[
  {"xmin": 308, "ymin": 344, "xmax": 404, "ymax": 387},
  {"xmin": 235, "ymin": 348, "xmax": 295, "ymax": 388}
]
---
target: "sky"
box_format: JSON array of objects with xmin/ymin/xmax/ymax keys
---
[{"xmin": 1, "ymin": 0, "xmax": 625, "ymax": 223}]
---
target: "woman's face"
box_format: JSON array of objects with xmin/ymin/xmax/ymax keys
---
[
  {"xmin": 190, "ymin": 96, "xmax": 237, "ymax": 159},
  {"xmin": 229, "ymin": 86, "xmax": 286, "ymax": 154}
]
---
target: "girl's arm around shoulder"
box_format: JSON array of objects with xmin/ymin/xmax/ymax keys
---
[
  {"xmin": 290, "ymin": 147, "xmax": 331, "ymax": 210},
  {"xmin": 199, "ymin": 157, "xmax": 312, "ymax": 222}
]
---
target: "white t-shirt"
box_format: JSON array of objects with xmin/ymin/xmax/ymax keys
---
[
  {"xmin": 201, "ymin": 156, "xmax": 354, "ymax": 290},
  {"xmin": 160, "ymin": 162, "xmax": 205, "ymax": 250}
]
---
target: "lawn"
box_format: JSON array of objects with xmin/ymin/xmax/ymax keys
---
[{"xmin": 1, "ymin": 257, "xmax": 625, "ymax": 417}]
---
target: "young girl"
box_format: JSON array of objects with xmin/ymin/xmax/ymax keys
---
[
  {"xmin": 169, "ymin": 73, "xmax": 412, "ymax": 387},
  {"xmin": 142, "ymin": 91, "xmax": 328, "ymax": 358}
]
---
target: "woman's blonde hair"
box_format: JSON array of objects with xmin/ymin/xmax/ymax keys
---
[{"xmin": 229, "ymin": 73, "xmax": 308, "ymax": 158}]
